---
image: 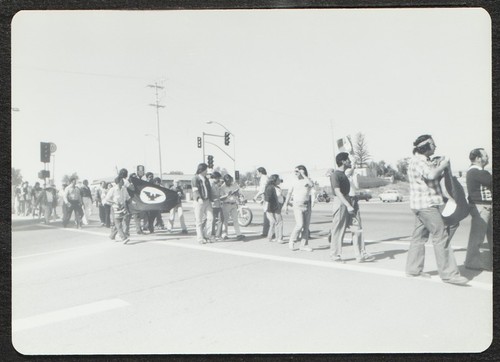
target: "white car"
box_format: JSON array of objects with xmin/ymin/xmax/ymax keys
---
[{"xmin": 379, "ymin": 190, "xmax": 403, "ymax": 202}]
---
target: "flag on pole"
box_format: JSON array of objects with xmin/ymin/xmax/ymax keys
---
[
  {"xmin": 336, "ymin": 135, "xmax": 354, "ymax": 154},
  {"xmin": 128, "ymin": 177, "xmax": 179, "ymax": 212}
]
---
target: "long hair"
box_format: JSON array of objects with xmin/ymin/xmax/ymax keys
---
[
  {"xmin": 267, "ymin": 174, "xmax": 279, "ymax": 186},
  {"xmin": 257, "ymin": 167, "xmax": 267, "ymax": 175},
  {"xmin": 196, "ymin": 163, "xmax": 208, "ymax": 175},
  {"xmin": 412, "ymin": 135, "xmax": 433, "ymax": 155}
]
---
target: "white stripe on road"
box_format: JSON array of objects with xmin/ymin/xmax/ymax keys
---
[
  {"xmin": 152, "ymin": 240, "xmax": 492, "ymax": 291},
  {"xmin": 12, "ymin": 299, "xmax": 130, "ymax": 332},
  {"xmin": 15, "ymin": 224, "xmax": 491, "ymax": 291}
]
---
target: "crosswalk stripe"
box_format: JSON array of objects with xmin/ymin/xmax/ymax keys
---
[{"xmin": 151, "ymin": 240, "xmax": 492, "ymax": 291}]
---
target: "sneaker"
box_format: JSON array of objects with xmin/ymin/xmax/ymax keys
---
[
  {"xmin": 406, "ymin": 272, "xmax": 432, "ymax": 278},
  {"xmin": 199, "ymin": 239, "xmax": 207, "ymax": 244},
  {"xmin": 443, "ymin": 275, "xmax": 469, "ymax": 285},
  {"xmin": 358, "ymin": 254, "xmax": 375, "ymax": 263},
  {"xmin": 288, "ymin": 242, "xmax": 295, "ymax": 250},
  {"xmin": 123, "ymin": 238, "xmax": 130, "ymax": 244},
  {"xmin": 299, "ymin": 246, "xmax": 313, "ymax": 252},
  {"xmin": 331, "ymin": 255, "xmax": 344, "ymax": 263}
]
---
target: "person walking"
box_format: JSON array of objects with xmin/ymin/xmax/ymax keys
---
[
  {"xmin": 62, "ymin": 177, "xmax": 84, "ymax": 229},
  {"xmin": 37, "ymin": 184, "xmax": 57, "ymax": 224},
  {"xmin": 168, "ymin": 180, "xmax": 188, "ymax": 234},
  {"xmin": 80, "ymin": 179, "xmax": 93, "ymax": 225},
  {"xmin": 328, "ymin": 153, "xmax": 374, "ymax": 263},
  {"xmin": 191, "ymin": 163, "xmax": 214, "ymax": 244},
  {"xmin": 104, "ymin": 182, "xmax": 113, "ymax": 228},
  {"xmin": 405, "ymin": 134, "xmax": 468, "ymax": 285},
  {"xmin": 284, "ymin": 165, "xmax": 315, "ymax": 251},
  {"xmin": 253, "ymin": 167, "xmax": 270, "ymax": 237},
  {"xmin": 220, "ymin": 174, "xmax": 246, "ymax": 241},
  {"xmin": 209, "ymin": 172, "xmax": 224, "ymax": 240},
  {"xmin": 95, "ymin": 181, "xmax": 108, "ymax": 226},
  {"xmin": 464, "ymin": 148, "xmax": 492, "ymax": 271},
  {"xmin": 125, "ymin": 173, "xmax": 145, "ymax": 236},
  {"xmin": 31, "ymin": 182, "xmax": 43, "ymax": 219},
  {"xmin": 264, "ymin": 174, "xmax": 284, "ymax": 243},
  {"xmin": 105, "ymin": 176, "xmax": 130, "ymax": 244}
]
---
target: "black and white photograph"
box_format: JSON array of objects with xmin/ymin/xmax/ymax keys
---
[{"xmin": 10, "ymin": 6, "xmax": 493, "ymax": 355}]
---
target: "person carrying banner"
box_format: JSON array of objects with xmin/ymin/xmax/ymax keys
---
[
  {"xmin": 464, "ymin": 148, "xmax": 492, "ymax": 271},
  {"xmin": 125, "ymin": 174, "xmax": 145, "ymax": 235},
  {"xmin": 405, "ymin": 135, "xmax": 468, "ymax": 285},
  {"xmin": 105, "ymin": 176, "xmax": 130, "ymax": 244},
  {"xmin": 191, "ymin": 163, "xmax": 213, "ymax": 244}
]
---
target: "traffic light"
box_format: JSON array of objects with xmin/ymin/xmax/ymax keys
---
[
  {"xmin": 40, "ymin": 142, "xmax": 51, "ymax": 163},
  {"xmin": 235, "ymin": 170, "xmax": 240, "ymax": 181},
  {"xmin": 197, "ymin": 137, "xmax": 202, "ymax": 148},
  {"xmin": 224, "ymin": 132, "xmax": 230, "ymax": 146},
  {"xmin": 207, "ymin": 155, "xmax": 214, "ymax": 169}
]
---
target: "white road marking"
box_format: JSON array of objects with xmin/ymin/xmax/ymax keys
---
[
  {"xmin": 14, "ymin": 224, "xmax": 491, "ymax": 291},
  {"xmin": 12, "ymin": 299, "xmax": 130, "ymax": 332},
  {"xmin": 152, "ymin": 240, "xmax": 492, "ymax": 291}
]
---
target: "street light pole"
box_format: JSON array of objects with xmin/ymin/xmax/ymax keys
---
[
  {"xmin": 148, "ymin": 82, "xmax": 165, "ymax": 180},
  {"xmin": 206, "ymin": 121, "xmax": 236, "ymax": 176}
]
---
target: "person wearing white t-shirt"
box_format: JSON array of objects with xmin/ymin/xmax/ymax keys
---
[{"xmin": 284, "ymin": 165, "xmax": 316, "ymax": 251}]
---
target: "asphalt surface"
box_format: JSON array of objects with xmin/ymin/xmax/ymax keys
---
[{"xmin": 11, "ymin": 200, "xmax": 493, "ymax": 354}]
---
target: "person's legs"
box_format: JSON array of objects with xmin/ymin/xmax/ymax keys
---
[
  {"xmin": 110, "ymin": 210, "xmax": 118, "ymax": 240},
  {"xmin": 194, "ymin": 201, "xmax": 206, "ymax": 243},
  {"xmin": 289, "ymin": 206, "xmax": 305, "ymax": 248},
  {"xmin": 262, "ymin": 207, "xmax": 270, "ymax": 236},
  {"xmin": 168, "ymin": 207, "xmax": 177, "ymax": 230},
  {"xmin": 275, "ymin": 213, "xmax": 284, "ymax": 241},
  {"xmin": 204, "ymin": 202, "xmax": 214, "ymax": 239},
  {"xmin": 405, "ymin": 210, "xmax": 429, "ymax": 275},
  {"xmin": 99, "ymin": 204, "xmax": 106, "ymax": 224},
  {"xmin": 301, "ymin": 203, "xmax": 312, "ymax": 246},
  {"xmin": 63, "ymin": 203, "xmax": 75, "ymax": 227},
  {"xmin": 417, "ymin": 207, "xmax": 461, "ymax": 280},
  {"xmin": 115, "ymin": 216, "xmax": 128, "ymax": 241},
  {"xmin": 329, "ymin": 199, "xmax": 348, "ymax": 259},
  {"xmin": 229, "ymin": 205, "xmax": 241, "ymax": 236},
  {"xmin": 465, "ymin": 204, "xmax": 491, "ymax": 269},
  {"xmin": 266, "ymin": 212, "xmax": 276, "ymax": 241}
]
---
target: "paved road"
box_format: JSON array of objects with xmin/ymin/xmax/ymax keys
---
[{"xmin": 11, "ymin": 201, "xmax": 492, "ymax": 354}]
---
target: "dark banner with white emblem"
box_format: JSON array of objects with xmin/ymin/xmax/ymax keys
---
[{"xmin": 128, "ymin": 177, "xmax": 178, "ymax": 212}]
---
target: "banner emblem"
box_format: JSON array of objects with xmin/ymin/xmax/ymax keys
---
[{"xmin": 140, "ymin": 186, "xmax": 167, "ymax": 204}]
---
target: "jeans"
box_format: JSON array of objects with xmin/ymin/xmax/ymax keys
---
[
  {"xmin": 222, "ymin": 203, "xmax": 242, "ymax": 236},
  {"xmin": 266, "ymin": 211, "xmax": 283, "ymax": 241},
  {"xmin": 406, "ymin": 206, "xmax": 460, "ymax": 280},
  {"xmin": 194, "ymin": 199, "xmax": 213, "ymax": 242},
  {"xmin": 289, "ymin": 201, "xmax": 312, "ymax": 244},
  {"xmin": 465, "ymin": 204, "xmax": 492, "ymax": 269},
  {"xmin": 211, "ymin": 207, "xmax": 223, "ymax": 237},
  {"xmin": 169, "ymin": 204, "xmax": 187, "ymax": 231},
  {"xmin": 63, "ymin": 200, "xmax": 83, "ymax": 227},
  {"xmin": 110, "ymin": 209, "xmax": 127, "ymax": 241},
  {"xmin": 329, "ymin": 197, "xmax": 349, "ymax": 257}
]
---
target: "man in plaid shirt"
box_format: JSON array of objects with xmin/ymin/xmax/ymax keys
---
[{"xmin": 406, "ymin": 135, "xmax": 468, "ymax": 285}]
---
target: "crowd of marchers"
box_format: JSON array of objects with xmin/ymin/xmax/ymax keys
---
[{"xmin": 13, "ymin": 134, "xmax": 492, "ymax": 286}]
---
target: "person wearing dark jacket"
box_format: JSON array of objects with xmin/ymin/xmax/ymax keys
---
[
  {"xmin": 264, "ymin": 174, "xmax": 284, "ymax": 243},
  {"xmin": 464, "ymin": 148, "xmax": 492, "ymax": 271},
  {"xmin": 191, "ymin": 163, "xmax": 213, "ymax": 244}
]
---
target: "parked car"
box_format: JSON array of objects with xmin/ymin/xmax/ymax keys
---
[
  {"xmin": 356, "ymin": 190, "xmax": 372, "ymax": 201},
  {"xmin": 379, "ymin": 190, "xmax": 403, "ymax": 202}
]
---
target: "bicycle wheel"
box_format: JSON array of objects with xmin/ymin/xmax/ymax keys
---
[{"xmin": 238, "ymin": 207, "xmax": 253, "ymax": 227}]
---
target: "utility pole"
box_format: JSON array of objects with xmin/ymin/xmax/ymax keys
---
[{"xmin": 148, "ymin": 82, "xmax": 165, "ymax": 180}]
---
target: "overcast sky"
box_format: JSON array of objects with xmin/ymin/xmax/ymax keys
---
[{"xmin": 11, "ymin": 8, "xmax": 492, "ymax": 185}]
